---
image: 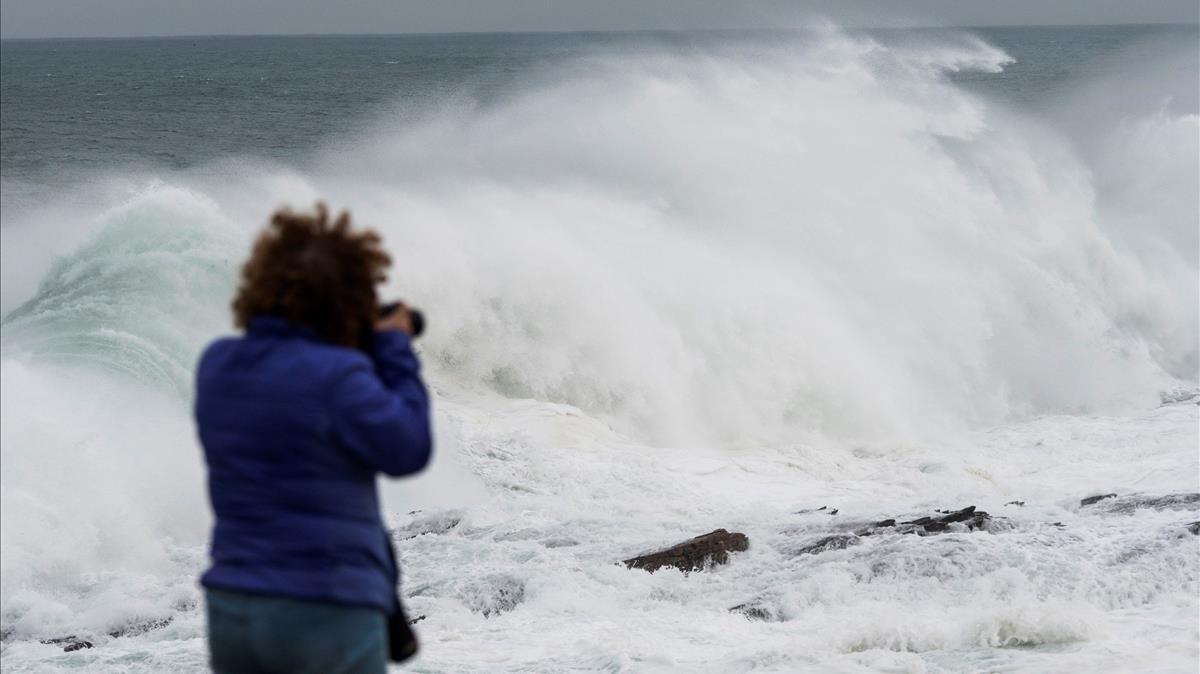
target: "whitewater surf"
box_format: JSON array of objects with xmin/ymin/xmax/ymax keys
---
[{"xmin": 1, "ymin": 26, "xmax": 1197, "ymax": 673}]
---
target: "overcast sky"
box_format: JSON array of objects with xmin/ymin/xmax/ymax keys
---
[{"xmin": 2, "ymin": 0, "xmax": 1197, "ymax": 39}]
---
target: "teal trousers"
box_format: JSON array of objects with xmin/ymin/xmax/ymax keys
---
[{"xmin": 206, "ymin": 588, "xmax": 388, "ymax": 674}]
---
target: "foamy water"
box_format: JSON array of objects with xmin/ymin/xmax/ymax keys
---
[{"xmin": 1, "ymin": 26, "xmax": 1197, "ymax": 673}]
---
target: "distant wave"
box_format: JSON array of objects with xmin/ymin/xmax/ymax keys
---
[{"xmin": 2, "ymin": 27, "xmax": 1196, "ymax": 446}]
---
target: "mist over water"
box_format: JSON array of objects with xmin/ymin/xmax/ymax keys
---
[{"xmin": 1, "ymin": 25, "xmax": 1197, "ymax": 673}]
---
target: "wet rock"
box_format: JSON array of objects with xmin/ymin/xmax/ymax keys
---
[
  {"xmin": 863, "ymin": 518, "xmax": 896, "ymax": 531},
  {"xmin": 857, "ymin": 507, "xmax": 996, "ymax": 536},
  {"xmin": 729, "ymin": 602, "xmax": 783, "ymax": 622},
  {"xmin": 1081, "ymin": 494, "xmax": 1117, "ymax": 507},
  {"xmin": 1112, "ymin": 493, "xmax": 1200, "ymax": 512},
  {"xmin": 41, "ymin": 636, "xmax": 93, "ymax": 652},
  {"xmin": 1082, "ymin": 493, "xmax": 1200, "ymax": 513},
  {"xmin": 795, "ymin": 506, "xmax": 839, "ymax": 516},
  {"xmin": 458, "ymin": 574, "xmax": 525, "ymax": 617},
  {"xmin": 35, "ymin": 615, "xmax": 175, "ymax": 653},
  {"xmin": 623, "ymin": 529, "xmax": 750, "ymax": 573},
  {"xmin": 392, "ymin": 510, "xmax": 464, "ymax": 540},
  {"xmin": 901, "ymin": 506, "xmax": 992, "ymax": 534},
  {"xmin": 792, "ymin": 533, "xmax": 860, "ymax": 556},
  {"xmin": 107, "ymin": 615, "xmax": 173, "ymax": 639},
  {"xmin": 1187, "ymin": 522, "xmax": 1199, "ymax": 536},
  {"xmin": 784, "ymin": 507, "xmax": 1003, "ymax": 558}
]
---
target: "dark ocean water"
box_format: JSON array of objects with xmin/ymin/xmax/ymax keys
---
[{"xmin": 2, "ymin": 25, "xmax": 1196, "ymax": 183}]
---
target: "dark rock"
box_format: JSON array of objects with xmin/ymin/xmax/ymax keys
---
[
  {"xmin": 901, "ymin": 506, "xmax": 991, "ymax": 535},
  {"xmin": 857, "ymin": 507, "xmax": 995, "ymax": 537},
  {"xmin": 1080, "ymin": 494, "xmax": 1117, "ymax": 507},
  {"xmin": 107, "ymin": 615, "xmax": 173, "ymax": 639},
  {"xmin": 782, "ymin": 506, "xmax": 1008, "ymax": 559},
  {"xmin": 793, "ymin": 533, "xmax": 860, "ymax": 556},
  {"xmin": 408, "ymin": 615, "xmax": 427, "ymax": 625},
  {"xmin": 41, "ymin": 636, "xmax": 94, "ymax": 652},
  {"xmin": 1005, "ymin": 501, "xmax": 1025, "ymax": 507},
  {"xmin": 1188, "ymin": 522, "xmax": 1199, "ymax": 536},
  {"xmin": 729, "ymin": 602, "xmax": 782, "ymax": 622},
  {"xmin": 623, "ymin": 529, "xmax": 750, "ymax": 573},
  {"xmin": 1082, "ymin": 493, "xmax": 1200, "ymax": 513},
  {"xmin": 1115, "ymin": 493, "xmax": 1200, "ymax": 512},
  {"xmin": 795, "ymin": 506, "xmax": 838, "ymax": 516},
  {"xmin": 932, "ymin": 506, "xmax": 982, "ymax": 523},
  {"xmin": 33, "ymin": 612, "xmax": 184, "ymax": 652}
]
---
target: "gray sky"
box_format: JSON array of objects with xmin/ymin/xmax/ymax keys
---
[{"xmin": 1, "ymin": 0, "xmax": 1197, "ymax": 39}]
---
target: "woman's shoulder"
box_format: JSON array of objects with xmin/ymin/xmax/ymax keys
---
[
  {"xmin": 299, "ymin": 339, "xmax": 375, "ymax": 375},
  {"xmin": 197, "ymin": 334, "xmax": 373, "ymax": 383}
]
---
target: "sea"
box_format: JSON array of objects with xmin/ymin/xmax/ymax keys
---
[{"xmin": 1, "ymin": 24, "xmax": 1197, "ymax": 673}]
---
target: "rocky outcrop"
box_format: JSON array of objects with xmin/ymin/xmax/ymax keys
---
[
  {"xmin": 1080, "ymin": 494, "xmax": 1117, "ymax": 507},
  {"xmin": 41, "ymin": 636, "xmax": 93, "ymax": 652},
  {"xmin": 106, "ymin": 615, "xmax": 173, "ymax": 639},
  {"xmin": 794, "ymin": 505, "xmax": 838, "ymax": 515},
  {"xmin": 1081, "ymin": 493, "xmax": 1200, "ymax": 513},
  {"xmin": 623, "ymin": 529, "xmax": 750, "ymax": 573},
  {"xmin": 1188, "ymin": 522, "xmax": 1200, "ymax": 536},
  {"xmin": 792, "ymin": 533, "xmax": 860, "ymax": 556},
  {"xmin": 857, "ymin": 506, "xmax": 995, "ymax": 536},
  {"xmin": 32, "ymin": 614, "xmax": 177, "ymax": 652},
  {"xmin": 783, "ymin": 506, "xmax": 1003, "ymax": 559}
]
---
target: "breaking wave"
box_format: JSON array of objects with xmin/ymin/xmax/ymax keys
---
[
  {"xmin": 3, "ymin": 29, "xmax": 1195, "ymax": 445},
  {"xmin": 1, "ymin": 28, "xmax": 1196, "ymax": 668}
]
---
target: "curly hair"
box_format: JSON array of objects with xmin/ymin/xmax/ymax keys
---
[{"xmin": 232, "ymin": 204, "xmax": 391, "ymax": 348}]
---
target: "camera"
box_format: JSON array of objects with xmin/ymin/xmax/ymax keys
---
[{"xmin": 379, "ymin": 302, "xmax": 425, "ymax": 338}]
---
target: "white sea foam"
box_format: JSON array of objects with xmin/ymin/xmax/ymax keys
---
[{"xmin": 1, "ymin": 27, "xmax": 1197, "ymax": 673}]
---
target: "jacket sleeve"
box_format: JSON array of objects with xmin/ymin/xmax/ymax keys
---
[{"xmin": 330, "ymin": 330, "xmax": 432, "ymax": 477}]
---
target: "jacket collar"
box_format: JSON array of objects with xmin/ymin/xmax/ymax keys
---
[{"xmin": 246, "ymin": 315, "xmax": 319, "ymax": 341}]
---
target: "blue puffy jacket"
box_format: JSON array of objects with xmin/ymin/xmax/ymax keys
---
[{"xmin": 194, "ymin": 315, "xmax": 432, "ymax": 613}]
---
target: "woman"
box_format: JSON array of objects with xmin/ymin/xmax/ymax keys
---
[{"xmin": 194, "ymin": 204, "xmax": 431, "ymax": 673}]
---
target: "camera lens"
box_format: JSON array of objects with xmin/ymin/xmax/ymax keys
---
[{"xmin": 379, "ymin": 302, "xmax": 424, "ymax": 338}]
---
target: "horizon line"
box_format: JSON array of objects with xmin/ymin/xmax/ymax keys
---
[{"xmin": 2, "ymin": 21, "xmax": 1196, "ymax": 42}]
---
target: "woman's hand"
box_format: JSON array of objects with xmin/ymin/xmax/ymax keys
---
[{"xmin": 376, "ymin": 302, "xmax": 414, "ymax": 335}]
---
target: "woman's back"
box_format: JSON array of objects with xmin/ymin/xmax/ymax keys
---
[{"xmin": 195, "ymin": 205, "xmax": 429, "ymax": 673}]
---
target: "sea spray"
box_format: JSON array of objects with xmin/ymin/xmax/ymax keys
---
[{"xmin": 0, "ymin": 27, "xmax": 1196, "ymax": 673}]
